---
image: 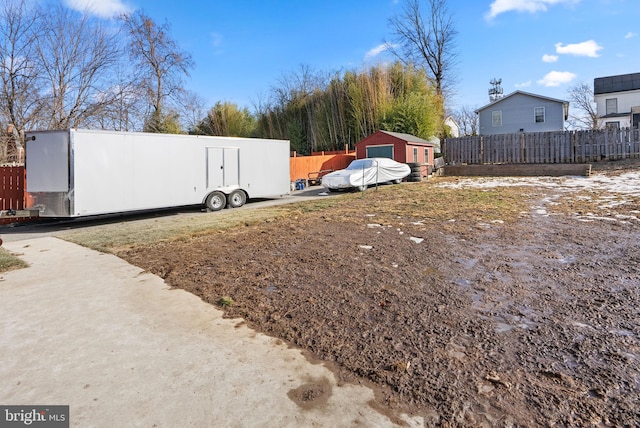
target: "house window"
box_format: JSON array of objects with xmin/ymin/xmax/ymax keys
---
[
  {"xmin": 606, "ymin": 98, "xmax": 618, "ymax": 115},
  {"xmin": 534, "ymin": 107, "xmax": 545, "ymax": 123},
  {"xmin": 424, "ymin": 148, "xmax": 429, "ymax": 163},
  {"xmin": 606, "ymin": 121, "xmax": 620, "ymax": 130},
  {"xmin": 413, "ymin": 147, "xmax": 418, "ymax": 162},
  {"xmin": 492, "ymin": 110, "xmax": 502, "ymax": 127}
]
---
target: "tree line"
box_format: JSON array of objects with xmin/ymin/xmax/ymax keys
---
[
  {"xmin": 0, "ymin": 1, "xmax": 194, "ymax": 148},
  {"xmin": 197, "ymin": 63, "xmax": 444, "ymax": 154},
  {"xmin": 0, "ymin": 0, "xmax": 601, "ymax": 164},
  {"xmin": 0, "ymin": 0, "xmax": 456, "ymax": 161},
  {"xmin": 196, "ymin": 0, "xmax": 456, "ymax": 154}
]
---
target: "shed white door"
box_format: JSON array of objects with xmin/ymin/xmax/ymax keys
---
[{"xmin": 207, "ymin": 147, "xmax": 239, "ymax": 188}]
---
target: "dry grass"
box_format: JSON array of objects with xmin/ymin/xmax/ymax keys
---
[
  {"xmin": 0, "ymin": 247, "xmax": 28, "ymax": 273},
  {"xmin": 62, "ymin": 180, "xmax": 532, "ymax": 254},
  {"xmin": 61, "ymin": 206, "xmax": 295, "ymax": 253},
  {"xmin": 4, "ymin": 170, "xmax": 634, "ymax": 272}
]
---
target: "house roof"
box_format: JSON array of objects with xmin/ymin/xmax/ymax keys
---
[
  {"xmin": 594, "ymin": 72, "xmax": 640, "ymax": 95},
  {"xmin": 474, "ymin": 90, "xmax": 569, "ymax": 114}
]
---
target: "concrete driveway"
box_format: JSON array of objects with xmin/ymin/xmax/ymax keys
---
[{"xmin": 0, "ymin": 237, "xmax": 422, "ymax": 427}]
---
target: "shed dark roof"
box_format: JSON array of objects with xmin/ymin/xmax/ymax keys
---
[
  {"xmin": 377, "ymin": 130, "xmax": 430, "ymax": 144},
  {"xmin": 594, "ymin": 72, "xmax": 640, "ymax": 95}
]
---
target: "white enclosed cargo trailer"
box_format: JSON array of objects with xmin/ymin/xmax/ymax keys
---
[{"xmin": 25, "ymin": 129, "xmax": 291, "ymax": 217}]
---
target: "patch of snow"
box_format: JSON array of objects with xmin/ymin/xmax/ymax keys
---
[
  {"xmin": 614, "ymin": 214, "xmax": 639, "ymax": 221},
  {"xmin": 436, "ymin": 170, "xmax": 640, "ymax": 195},
  {"xmin": 578, "ymin": 216, "xmax": 618, "ymax": 222},
  {"xmin": 572, "ymin": 321, "xmax": 594, "ymax": 329},
  {"xmin": 437, "ymin": 170, "xmax": 640, "ymax": 224},
  {"xmin": 495, "ymin": 323, "xmax": 514, "ymax": 333}
]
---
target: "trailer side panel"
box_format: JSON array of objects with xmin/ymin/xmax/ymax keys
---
[
  {"xmin": 72, "ymin": 131, "xmax": 206, "ymax": 216},
  {"xmin": 25, "ymin": 129, "xmax": 290, "ymax": 217}
]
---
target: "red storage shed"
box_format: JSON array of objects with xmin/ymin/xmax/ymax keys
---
[{"xmin": 355, "ymin": 130, "xmax": 436, "ymax": 167}]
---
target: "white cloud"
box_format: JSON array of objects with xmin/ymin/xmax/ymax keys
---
[
  {"xmin": 63, "ymin": 0, "xmax": 131, "ymax": 18},
  {"xmin": 537, "ymin": 71, "xmax": 576, "ymax": 87},
  {"xmin": 542, "ymin": 54, "xmax": 558, "ymax": 63},
  {"xmin": 364, "ymin": 43, "xmax": 396, "ymax": 61},
  {"xmin": 365, "ymin": 43, "xmax": 396, "ymax": 61},
  {"xmin": 515, "ymin": 81, "xmax": 532, "ymax": 88},
  {"xmin": 625, "ymin": 32, "xmax": 638, "ymax": 39},
  {"xmin": 485, "ymin": 0, "xmax": 580, "ymax": 20},
  {"xmin": 555, "ymin": 40, "xmax": 602, "ymax": 57}
]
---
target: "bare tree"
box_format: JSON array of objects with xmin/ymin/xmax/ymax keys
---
[
  {"xmin": 121, "ymin": 10, "xmax": 194, "ymax": 133},
  {"xmin": 35, "ymin": 4, "xmax": 122, "ymax": 129},
  {"xmin": 567, "ymin": 82, "xmax": 599, "ymax": 130},
  {"xmin": 0, "ymin": 0, "xmax": 45, "ymax": 133},
  {"xmin": 84, "ymin": 67, "xmax": 146, "ymax": 132},
  {"xmin": 451, "ymin": 105, "xmax": 478, "ymax": 136},
  {"xmin": 178, "ymin": 90, "xmax": 207, "ymax": 134},
  {"xmin": 388, "ymin": 0, "xmax": 457, "ymax": 99}
]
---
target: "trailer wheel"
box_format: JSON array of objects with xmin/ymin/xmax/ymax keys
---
[
  {"xmin": 227, "ymin": 189, "xmax": 247, "ymax": 208},
  {"xmin": 205, "ymin": 191, "xmax": 226, "ymax": 211}
]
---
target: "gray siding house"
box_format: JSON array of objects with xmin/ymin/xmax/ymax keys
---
[{"xmin": 476, "ymin": 91, "xmax": 569, "ymax": 135}]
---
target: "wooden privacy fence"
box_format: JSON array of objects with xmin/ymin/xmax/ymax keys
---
[
  {"xmin": 445, "ymin": 128, "xmax": 640, "ymax": 164},
  {"xmin": 0, "ymin": 165, "xmax": 38, "ymax": 225},
  {"xmin": 290, "ymin": 151, "xmax": 356, "ymax": 182},
  {"xmin": 0, "ymin": 166, "xmax": 26, "ymax": 210}
]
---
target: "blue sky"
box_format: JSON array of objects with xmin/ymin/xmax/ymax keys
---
[{"xmin": 64, "ymin": 0, "xmax": 639, "ymax": 113}]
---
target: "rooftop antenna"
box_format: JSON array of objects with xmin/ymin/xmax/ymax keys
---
[{"xmin": 488, "ymin": 78, "xmax": 503, "ymax": 102}]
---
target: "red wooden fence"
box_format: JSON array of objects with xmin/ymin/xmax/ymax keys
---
[
  {"xmin": 0, "ymin": 166, "xmax": 26, "ymax": 210},
  {"xmin": 0, "ymin": 166, "xmax": 38, "ymax": 225}
]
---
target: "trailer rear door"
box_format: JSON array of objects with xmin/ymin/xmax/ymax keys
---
[{"xmin": 26, "ymin": 131, "xmax": 70, "ymax": 192}]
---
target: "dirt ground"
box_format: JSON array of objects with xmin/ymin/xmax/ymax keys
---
[{"xmin": 121, "ymin": 160, "xmax": 640, "ymax": 427}]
